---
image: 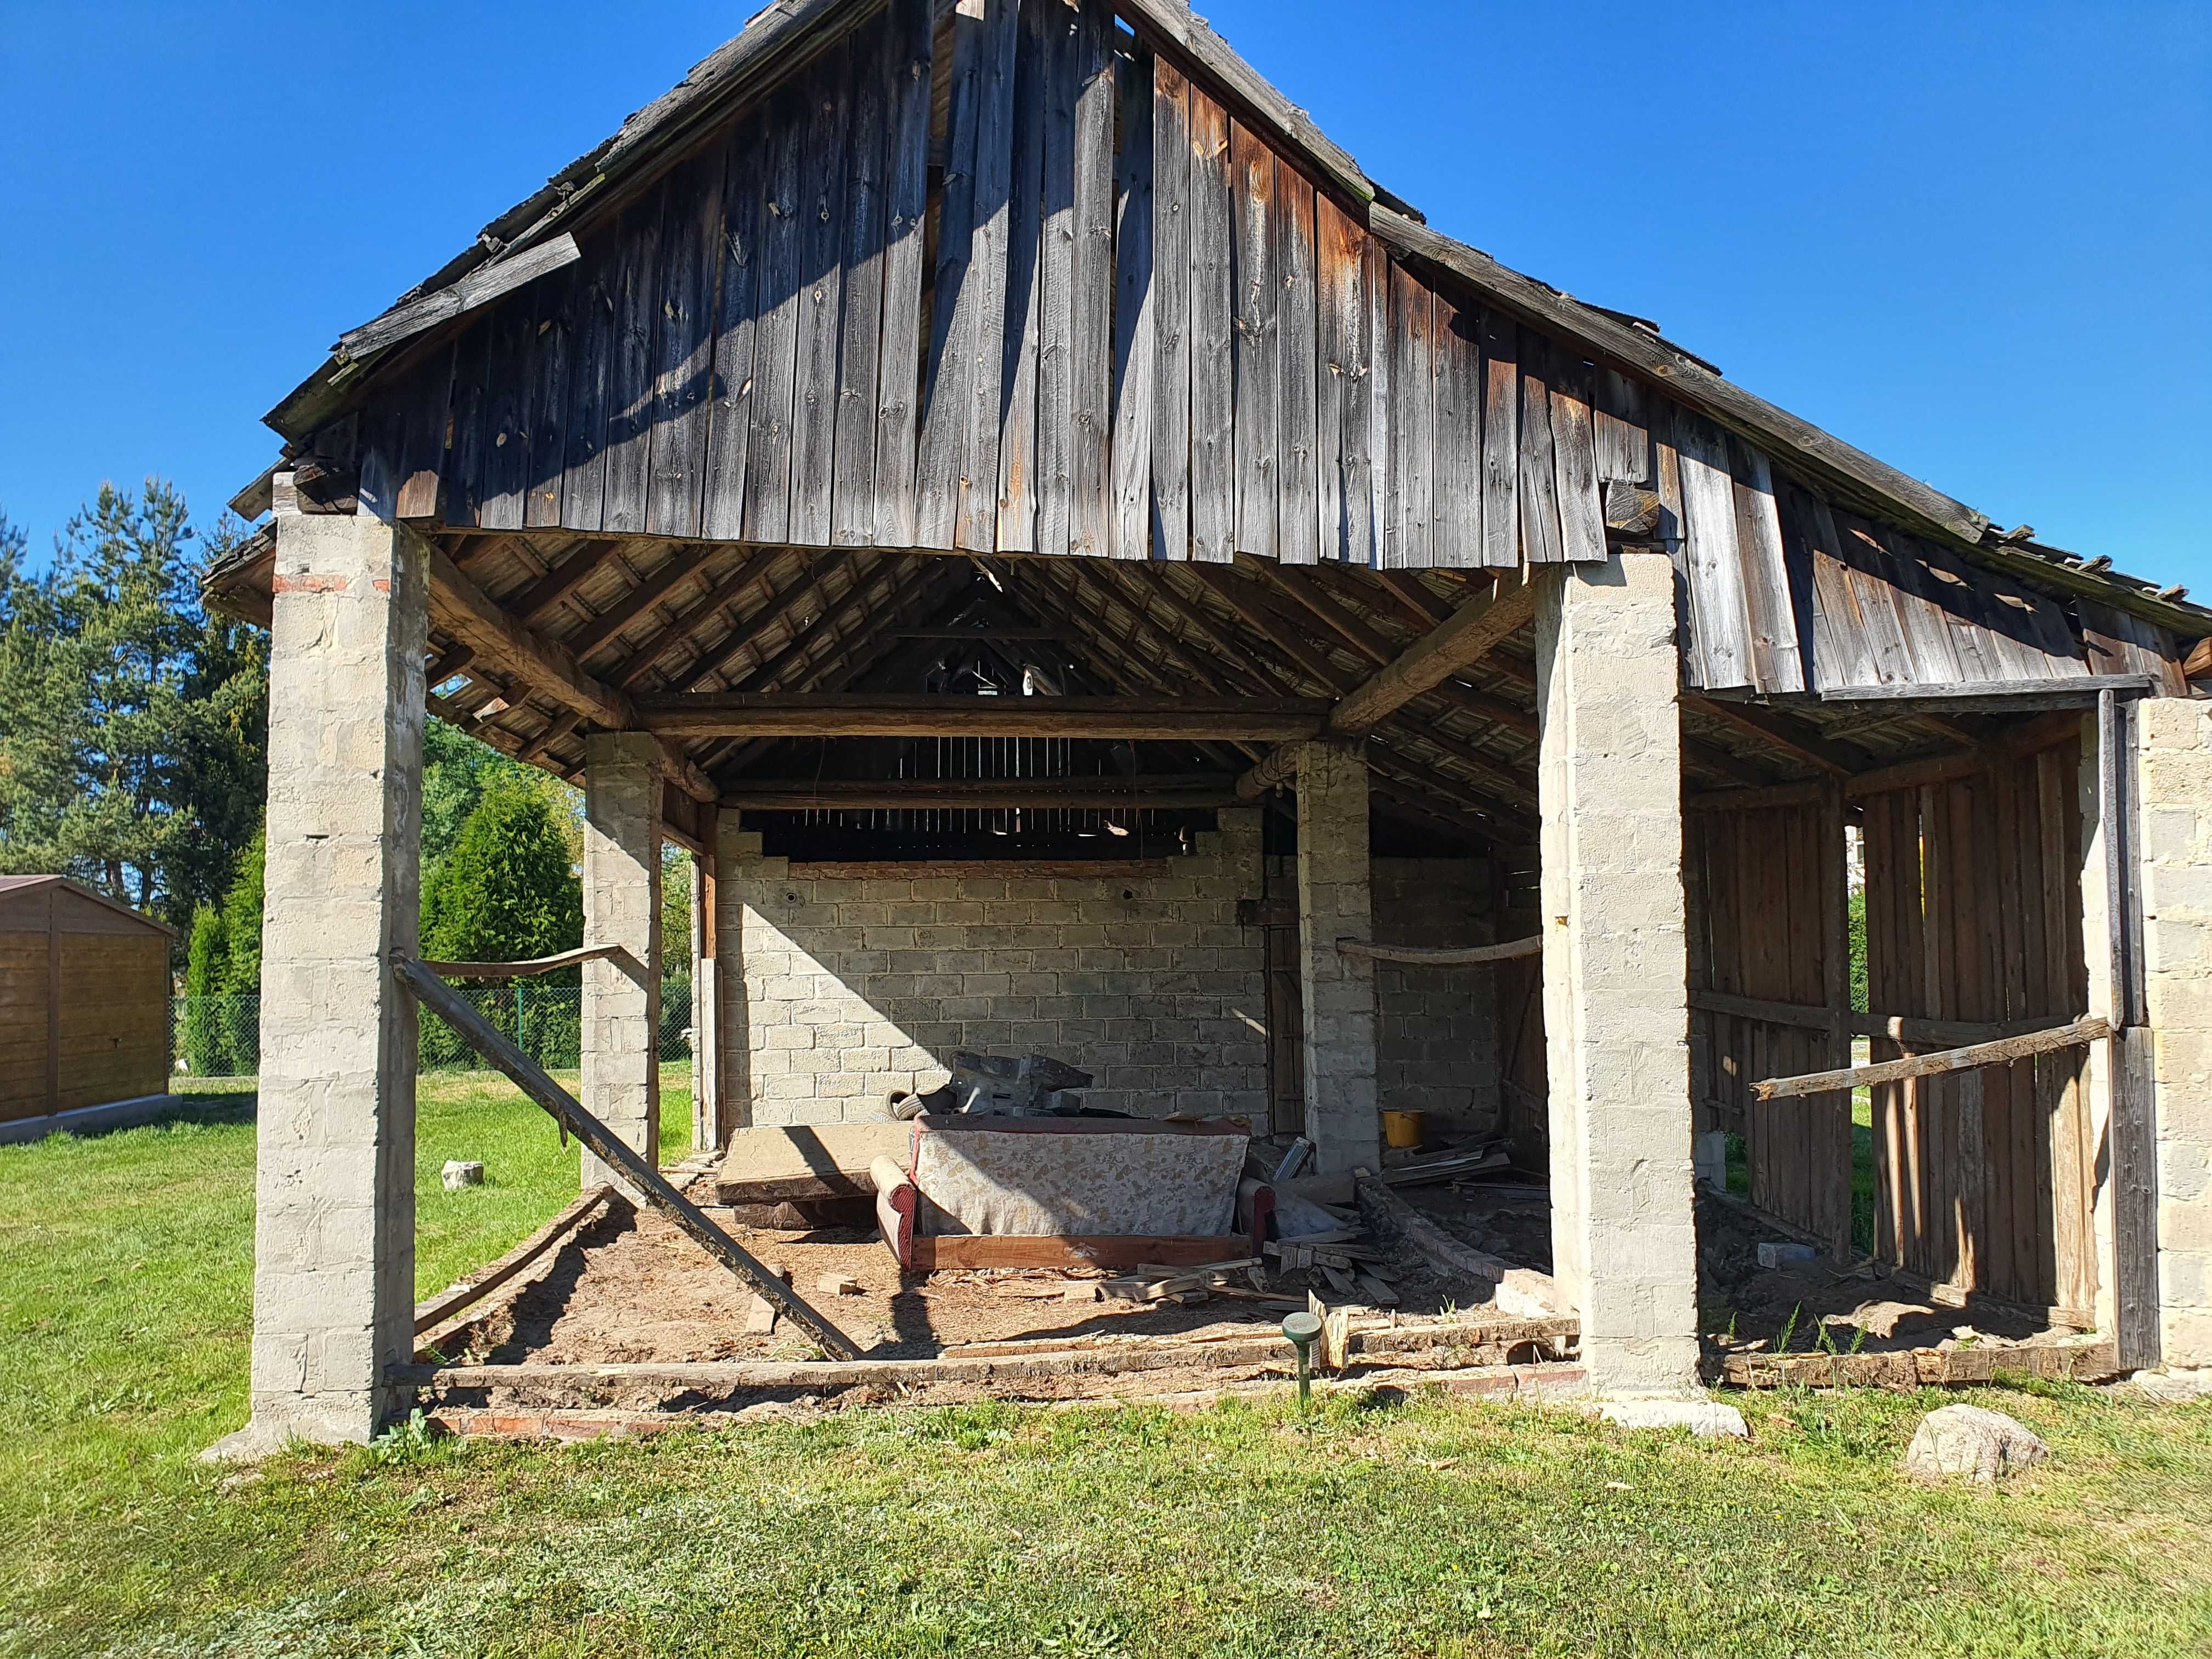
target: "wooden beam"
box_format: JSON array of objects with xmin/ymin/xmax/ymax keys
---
[
  {"xmin": 1845, "ymin": 708, "xmax": 2085, "ymax": 799},
  {"xmin": 506, "ymin": 538, "xmax": 627, "ymax": 628},
  {"xmin": 423, "ymin": 944, "xmax": 634, "ymax": 979},
  {"xmin": 720, "ymin": 776, "xmax": 1243, "ymax": 810},
  {"xmin": 1752, "ymin": 1017, "xmax": 2109, "ymax": 1102},
  {"xmin": 566, "ymin": 548, "xmax": 714, "ymax": 663},
  {"xmin": 1685, "ymin": 695, "xmax": 1869, "ymax": 778},
  {"xmin": 1817, "ymin": 674, "xmax": 2150, "ymax": 712},
  {"xmin": 1326, "ymin": 572, "xmax": 1533, "ymax": 738},
  {"xmin": 1338, "ymin": 934, "xmax": 1542, "ymax": 966},
  {"xmin": 635, "ymin": 693, "xmax": 1330, "ymax": 741},
  {"xmin": 425, "ymin": 544, "xmax": 715, "ymax": 801},
  {"xmin": 338, "ymin": 234, "xmax": 582, "ymax": 360}
]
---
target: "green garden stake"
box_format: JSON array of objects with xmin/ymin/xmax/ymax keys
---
[{"xmin": 1282, "ymin": 1311, "xmax": 1322, "ymax": 1412}]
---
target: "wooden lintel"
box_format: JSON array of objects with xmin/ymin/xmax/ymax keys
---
[
  {"xmin": 1819, "ymin": 673, "xmax": 2151, "ymax": 706},
  {"xmin": 634, "ymin": 693, "xmax": 1329, "ymax": 741},
  {"xmin": 720, "ymin": 776, "xmax": 1242, "ymax": 811}
]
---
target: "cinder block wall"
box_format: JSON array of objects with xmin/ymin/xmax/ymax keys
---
[
  {"xmin": 2138, "ymin": 697, "xmax": 2212, "ymax": 1365},
  {"xmin": 717, "ymin": 810, "xmax": 1269, "ymax": 1124}
]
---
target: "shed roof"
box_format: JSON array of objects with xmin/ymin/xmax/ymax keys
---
[{"xmin": 0, "ymin": 876, "xmax": 178, "ymax": 937}]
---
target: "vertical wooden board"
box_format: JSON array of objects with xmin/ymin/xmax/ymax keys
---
[
  {"xmin": 1666, "ymin": 404, "xmax": 1752, "ymax": 687},
  {"xmin": 1815, "ymin": 501, "xmax": 1912, "ymax": 686},
  {"xmin": 646, "ymin": 147, "xmax": 728, "ymax": 540},
  {"xmin": 393, "ymin": 342, "xmax": 455, "ymax": 524},
  {"xmin": 1429, "ymin": 294, "xmax": 1481, "ymax": 567},
  {"xmin": 1312, "ymin": 194, "xmax": 1362, "ymax": 563},
  {"xmin": 352, "ymin": 387, "xmax": 404, "ymax": 525},
  {"xmin": 1514, "ymin": 328, "xmax": 1562, "ymax": 566},
  {"xmin": 1109, "ymin": 46, "xmax": 1156, "ymax": 560},
  {"xmin": 444, "ymin": 317, "xmax": 495, "ymax": 529},
  {"xmin": 1363, "ymin": 237, "xmax": 1391, "ymax": 571},
  {"xmin": 1187, "ymin": 84, "xmax": 1234, "ymax": 563},
  {"xmin": 523, "ymin": 266, "xmax": 579, "ymax": 528},
  {"xmin": 1782, "ymin": 483, "xmax": 1875, "ymax": 690},
  {"xmin": 1229, "ymin": 121, "xmax": 1278, "ymax": 560},
  {"xmin": 560, "ymin": 238, "xmax": 617, "ymax": 532},
  {"xmin": 602, "ymin": 185, "xmax": 667, "ymax": 535},
  {"xmin": 832, "ymin": 12, "xmax": 896, "ymax": 548},
  {"xmin": 1148, "ymin": 56, "xmax": 1193, "ymax": 560},
  {"xmin": 956, "ymin": 0, "xmax": 1020, "ymax": 551},
  {"xmin": 1387, "ymin": 263, "xmax": 1434, "ymax": 567},
  {"xmin": 1593, "ymin": 368, "xmax": 1650, "ymax": 483},
  {"xmin": 1725, "ymin": 438, "xmax": 1804, "ymax": 692},
  {"xmin": 1034, "ymin": 0, "xmax": 1080, "ymax": 556},
  {"xmin": 1273, "ymin": 160, "xmax": 1319, "ymax": 566},
  {"xmin": 873, "ymin": 0, "xmax": 934, "ymax": 548},
  {"xmin": 996, "ymin": 0, "xmax": 1049, "ymax": 552},
  {"xmin": 1864, "ymin": 523, "xmax": 1967, "ymax": 685},
  {"xmin": 788, "ymin": 40, "xmax": 854, "ymax": 547},
  {"xmin": 746, "ymin": 84, "xmax": 809, "ymax": 543},
  {"xmin": 1548, "ymin": 350, "xmax": 1606, "ymax": 565},
  {"xmin": 1477, "ymin": 311, "xmax": 1519, "ymax": 570},
  {"xmin": 1065, "ymin": 0, "xmax": 1115, "ymax": 558},
  {"xmin": 480, "ymin": 287, "xmax": 541, "ymax": 531},
  {"xmin": 702, "ymin": 116, "xmax": 765, "ymax": 541}
]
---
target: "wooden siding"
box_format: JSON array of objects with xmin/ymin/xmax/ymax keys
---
[{"xmin": 0, "ymin": 883, "xmax": 172, "ymax": 1124}]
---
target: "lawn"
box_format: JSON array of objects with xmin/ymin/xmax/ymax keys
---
[{"xmin": 4, "ymin": 1074, "xmax": 2211, "ymax": 1658}]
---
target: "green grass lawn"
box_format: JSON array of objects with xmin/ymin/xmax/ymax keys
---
[{"xmin": 5, "ymin": 1073, "xmax": 2212, "ymax": 1658}]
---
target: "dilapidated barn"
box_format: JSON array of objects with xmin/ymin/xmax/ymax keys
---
[{"xmin": 205, "ymin": 0, "xmax": 2212, "ymax": 1448}]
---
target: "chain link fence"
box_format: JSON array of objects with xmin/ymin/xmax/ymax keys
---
[{"xmin": 173, "ymin": 974, "xmax": 697, "ymax": 1081}]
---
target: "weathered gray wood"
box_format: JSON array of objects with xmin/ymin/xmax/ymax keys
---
[
  {"xmin": 744, "ymin": 84, "xmax": 808, "ymax": 543},
  {"xmin": 479, "ymin": 286, "xmax": 539, "ymax": 532},
  {"xmin": 1593, "ymin": 368, "xmax": 1651, "ymax": 484},
  {"xmin": 1148, "ymin": 56, "xmax": 1193, "ymax": 561},
  {"xmin": 1548, "ymin": 350, "xmax": 1607, "ymax": 564},
  {"xmin": 873, "ymin": 0, "xmax": 933, "ymax": 549},
  {"xmin": 1066, "ymin": 0, "xmax": 1116, "ymax": 558},
  {"xmin": 340, "ymin": 234, "xmax": 584, "ymax": 361},
  {"xmin": 788, "ymin": 37, "xmax": 853, "ymax": 546},
  {"xmin": 1386, "ymin": 259, "xmax": 1434, "ymax": 566},
  {"xmin": 1230, "ymin": 120, "xmax": 1279, "ymax": 560},
  {"xmin": 1187, "ymin": 83, "xmax": 1235, "ymax": 562},
  {"xmin": 1313, "ymin": 194, "xmax": 1366, "ymax": 565},
  {"xmin": 1514, "ymin": 328, "xmax": 1562, "ymax": 565},
  {"xmin": 701, "ymin": 116, "xmax": 765, "ymax": 542},
  {"xmin": 392, "ymin": 345, "xmax": 455, "ymax": 524},
  {"xmin": 1752, "ymin": 1017, "xmax": 2109, "ymax": 1101},
  {"xmin": 445, "ymin": 319, "xmax": 495, "ymax": 530},
  {"xmin": 995, "ymin": 0, "xmax": 1048, "ymax": 553},
  {"xmin": 1274, "ymin": 159, "xmax": 1319, "ymax": 566},
  {"xmin": 1668, "ymin": 404, "xmax": 1752, "ymax": 687},
  {"xmin": 1364, "ymin": 237, "xmax": 1392, "ymax": 567},
  {"xmin": 1477, "ymin": 310, "xmax": 1519, "ymax": 569},
  {"xmin": 523, "ymin": 269, "xmax": 580, "ymax": 528},
  {"xmin": 393, "ymin": 956, "xmax": 859, "ymax": 1359},
  {"xmin": 831, "ymin": 14, "xmax": 894, "ymax": 548},
  {"xmin": 1821, "ymin": 674, "xmax": 2150, "ymax": 707},
  {"xmin": 601, "ymin": 188, "xmax": 665, "ymax": 536},
  {"xmin": 2112, "ymin": 1022, "xmax": 2161, "ymax": 1369},
  {"xmin": 1727, "ymin": 435, "xmax": 1803, "ymax": 691},
  {"xmin": 646, "ymin": 147, "xmax": 726, "ymax": 539},
  {"xmin": 1430, "ymin": 295, "xmax": 1481, "ymax": 568},
  {"xmin": 1110, "ymin": 46, "xmax": 1156, "ymax": 560},
  {"xmin": 1338, "ymin": 934, "xmax": 1541, "ymax": 965},
  {"xmin": 635, "ymin": 691, "xmax": 1330, "ymax": 740}
]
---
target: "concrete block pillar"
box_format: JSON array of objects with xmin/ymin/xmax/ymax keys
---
[
  {"xmin": 582, "ymin": 732, "xmax": 662, "ymax": 1189},
  {"xmin": 1534, "ymin": 552, "xmax": 1700, "ymax": 1395},
  {"xmin": 230, "ymin": 512, "xmax": 427, "ymax": 1453},
  {"xmin": 1294, "ymin": 740, "xmax": 1380, "ymax": 1176}
]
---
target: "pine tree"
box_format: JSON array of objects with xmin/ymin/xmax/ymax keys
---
[
  {"xmin": 420, "ymin": 787, "xmax": 583, "ymax": 966},
  {"xmin": 181, "ymin": 901, "xmax": 232, "ymax": 1075}
]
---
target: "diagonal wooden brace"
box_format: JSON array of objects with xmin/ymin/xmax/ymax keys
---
[{"xmin": 392, "ymin": 955, "xmax": 860, "ymax": 1359}]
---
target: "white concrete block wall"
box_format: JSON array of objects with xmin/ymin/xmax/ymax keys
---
[
  {"xmin": 1294, "ymin": 742, "xmax": 1381, "ymax": 1175},
  {"xmin": 2137, "ymin": 697, "xmax": 2212, "ymax": 1365},
  {"xmin": 1370, "ymin": 859, "xmax": 1502, "ymax": 1136},
  {"xmin": 716, "ymin": 809, "xmax": 1269, "ymax": 1124}
]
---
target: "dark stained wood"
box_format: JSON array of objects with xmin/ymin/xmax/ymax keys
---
[
  {"xmin": 522, "ymin": 269, "xmax": 580, "ymax": 528},
  {"xmin": 1110, "ymin": 44, "xmax": 1156, "ymax": 560},
  {"xmin": 873, "ymin": 0, "xmax": 934, "ymax": 548},
  {"xmin": 601, "ymin": 185, "xmax": 666, "ymax": 535},
  {"xmin": 480, "ymin": 287, "xmax": 539, "ymax": 532},
  {"xmin": 744, "ymin": 82, "xmax": 809, "ymax": 543},
  {"xmin": 1230, "ymin": 119, "xmax": 1279, "ymax": 561},
  {"xmin": 445, "ymin": 318, "xmax": 495, "ymax": 531},
  {"xmin": 556, "ymin": 241, "xmax": 614, "ymax": 533},
  {"xmin": 788, "ymin": 37, "xmax": 854, "ymax": 546},
  {"xmin": 636, "ymin": 691, "xmax": 1330, "ymax": 740},
  {"xmin": 831, "ymin": 12, "xmax": 896, "ymax": 548},
  {"xmin": 1187, "ymin": 82, "xmax": 1234, "ymax": 563},
  {"xmin": 701, "ymin": 114, "xmax": 765, "ymax": 542}
]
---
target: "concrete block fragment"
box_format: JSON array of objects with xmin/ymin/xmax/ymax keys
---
[{"xmin": 441, "ymin": 1160, "xmax": 485, "ymax": 1191}]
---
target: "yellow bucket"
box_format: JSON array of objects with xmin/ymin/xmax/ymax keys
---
[{"xmin": 1381, "ymin": 1109, "xmax": 1425, "ymax": 1149}]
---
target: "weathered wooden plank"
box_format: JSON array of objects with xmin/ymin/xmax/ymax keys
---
[
  {"xmin": 478, "ymin": 286, "xmax": 539, "ymax": 532},
  {"xmin": 995, "ymin": 0, "xmax": 1049, "ymax": 553},
  {"xmin": 831, "ymin": 12, "xmax": 895, "ymax": 548},
  {"xmin": 1312, "ymin": 193, "xmax": 1364, "ymax": 563},
  {"xmin": 1429, "ymin": 295, "xmax": 1481, "ymax": 568},
  {"xmin": 646, "ymin": 146, "xmax": 726, "ymax": 540},
  {"xmin": 445, "ymin": 318, "xmax": 495, "ymax": 530},
  {"xmin": 1364, "ymin": 236, "xmax": 1392, "ymax": 569},
  {"xmin": 743, "ymin": 82, "xmax": 809, "ymax": 543},
  {"xmin": 1780, "ymin": 482, "xmax": 1877, "ymax": 690},
  {"xmin": 1065, "ymin": 0, "xmax": 1115, "ymax": 558},
  {"xmin": 701, "ymin": 116, "xmax": 764, "ymax": 543},
  {"xmin": 1187, "ymin": 83, "xmax": 1234, "ymax": 563},
  {"xmin": 522, "ymin": 269, "xmax": 579, "ymax": 528},
  {"xmin": 1514, "ymin": 328, "xmax": 1562, "ymax": 566},
  {"xmin": 1274, "ymin": 158, "xmax": 1319, "ymax": 566},
  {"xmin": 1593, "ymin": 368, "xmax": 1651, "ymax": 484},
  {"xmin": 1148, "ymin": 55, "xmax": 1193, "ymax": 561},
  {"xmin": 558, "ymin": 235, "xmax": 618, "ymax": 533},
  {"xmin": 601, "ymin": 186, "xmax": 665, "ymax": 536},
  {"xmin": 393, "ymin": 343, "xmax": 455, "ymax": 524},
  {"xmin": 873, "ymin": 0, "xmax": 933, "ymax": 549},
  {"xmin": 1477, "ymin": 311, "xmax": 1519, "ymax": 569},
  {"xmin": 1668, "ymin": 404, "xmax": 1752, "ymax": 687},
  {"xmin": 1230, "ymin": 120, "xmax": 1279, "ymax": 560},
  {"xmin": 1387, "ymin": 261, "xmax": 1433, "ymax": 567},
  {"xmin": 1726, "ymin": 437, "xmax": 1803, "ymax": 691},
  {"xmin": 1548, "ymin": 349, "xmax": 1607, "ymax": 565},
  {"xmin": 788, "ymin": 38, "xmax": 853, "ymax": 546},
  {"xmin": 1109, "ymin": 46, "xmax": 1156, "ymax": 560}
]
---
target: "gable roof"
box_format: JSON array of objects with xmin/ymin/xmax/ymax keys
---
[
  {"xmin": 235, "ymin": 0, "xmax": 2205, "ymax": 643},
  {"xmin": 0, "ymin": 876, "xmax": 177, "ymax": 936}
]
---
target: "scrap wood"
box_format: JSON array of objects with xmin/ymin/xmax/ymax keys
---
[
  {"xmin": 1352, "ymin": 1169, "xmax": 1559, "ymax": 1318},
  {"xmin": 412, "ymin": 1183, "xmax": 624, "ymax": 1339}
]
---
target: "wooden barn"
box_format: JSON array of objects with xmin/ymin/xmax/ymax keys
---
[
  {"xmin": 0, "ymin": 876, "xmax": 176, "ymax": 1133},
  {"xmin": 202, "ymin": 0, "xmax": 2212, "ymax": 1449}
]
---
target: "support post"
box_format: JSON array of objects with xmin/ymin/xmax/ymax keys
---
[
  {"xmin": 582, "ymin": 732, "xmax": 662, "ymax": 1190},
  {"xmin": 1293, "ymin": 740, "xmax": 1380, "ymax": 1176},
  {"xmin": 220, "ymin": 513, "xmax": 426, "ymax": 1454},
  {"xmin": 1535, "ymin": 552, "xmax": 1700, "ymax": 1395},
  {"xmin": 692, "ymin": 823, "xmax": 725, "ymax": 1153}
]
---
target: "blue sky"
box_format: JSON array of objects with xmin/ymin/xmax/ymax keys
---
[{"xmin": 2, "ymin": 2, "xmax": 2205, "ymax": 591}]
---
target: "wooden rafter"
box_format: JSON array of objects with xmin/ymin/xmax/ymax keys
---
[{"xmin": 633, "ymin": 692, "xmax": 1331, "ymax": 741}]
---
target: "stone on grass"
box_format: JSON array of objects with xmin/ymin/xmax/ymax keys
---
[
  {"xmin": 442, "ymin": 1160, "xmax": 486, "ymax": 1191},
  {"xmin": 1901, "ymin": 1404, "xmax": 2049, "ymax": 1482},
  {"xmin": 1597, "ymin": 1399, "xmax": 1748, "ymax": 1440}
]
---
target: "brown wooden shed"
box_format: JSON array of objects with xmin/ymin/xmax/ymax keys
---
[{"xmin": 0, "ymin": 876, "xmax": 176, "ymax": 1126}]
